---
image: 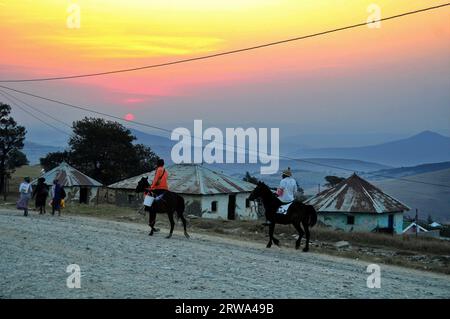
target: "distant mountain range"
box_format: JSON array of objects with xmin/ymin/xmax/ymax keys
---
[
  {"xmin": 129, "ymin": 128, "xmax": 173, "ymax": 162},
  {"xmin": 21, "ymin": 129, "xmax": 450, "ymax": 221},
  {"xmin": 363, "ymin": 161, "xmax": 450, "ymax": 181},
  {"xmin": 288, "ymin": 131, "xmax": 450, "ymax": 166},
  {"xmin": 23, "ymin": 142, "xmax": 64, "ymax": 165},
  {"xmin": 374, "ymin": 168, "xmax": 450, "ymax": 223},
  {"xmin": 130, "ymin": 129, "xmax": 450, "ymax": 167},
  {"xmin": 23, "ymin": 129, "xmax": 450, "ymax": 170}
]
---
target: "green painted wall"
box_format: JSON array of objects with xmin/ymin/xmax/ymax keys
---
[{"xmin": 318, "ymin": 212, "xmax": 403, "ymax": 234}]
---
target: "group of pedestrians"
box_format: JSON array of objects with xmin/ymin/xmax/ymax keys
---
[{"xmin": 17, "ymin": 177, "xmax": 66, "ymax": 216}]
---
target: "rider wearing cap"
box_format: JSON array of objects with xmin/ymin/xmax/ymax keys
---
[{"xmin": 277, "ymin": 167, "xmax": 297, "ymax": 204}]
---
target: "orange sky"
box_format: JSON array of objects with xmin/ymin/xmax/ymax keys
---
[{"xmin": 0, "ymin": 0, "xmax": 449, "ymax": 135}]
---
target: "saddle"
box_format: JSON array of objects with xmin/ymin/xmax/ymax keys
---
[{"xmin": 277, "ymin": 201, "xmax": 293, "ymax": 215}]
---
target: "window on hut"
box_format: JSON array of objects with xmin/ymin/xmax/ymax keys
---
[
  {"xmin": 246, "ymin": 198, "xmax": 251, "ymax": 208},
  {"xmin": 128, "ymin": 194, "xmax": 135, "ymax": 204},
  {"xmin": 347, "ymin": 215, "xmax": 355, "ymax": 225}
]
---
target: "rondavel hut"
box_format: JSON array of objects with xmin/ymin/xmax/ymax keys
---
[
  {"xmin": 107, "ymin": 164, "xmax": 258, "ymax": 220},
  {"xmin": 305, "ymin": 173, "xmax": 409, "ymax": 234},
  {"xmin": 32, "ymin": 162, "xmax": 103, "ymax": 204}
]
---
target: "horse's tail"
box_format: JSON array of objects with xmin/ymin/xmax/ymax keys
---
[
  {"xmin": 175, "ymin": 194, "xmax": 185, "ymax": 219},
  {"xmin": 308, "ymin": 205, "xmax": 317, "ymax": 227}
]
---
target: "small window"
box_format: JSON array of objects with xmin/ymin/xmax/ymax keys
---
[
  {"xmin": 211, "ymin": 201, "xmax": 218, "ymax": 212},
  {"xmin": 246, "ymin": 198, "xmax": 250, "ymax": 208},
  {"xmin": 347, "ymin": 215, "xmax": 355, "ymax": 225},
  {"xmin": 128, "ymin": 194, "xmax": 135, "ymax": 204}
]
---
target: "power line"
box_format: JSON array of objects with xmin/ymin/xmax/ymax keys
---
[
  {"xmin": 0, "ymin": 89, "xmax": 72, "ymax": 128},
  {"xmin": 1, "ymin": 84, "xmax": 449, "ymax": 189},
  {"xmin": 0, "ymin": 3, "xmax": 449, "ymax": 83},
  {"xmin": 0, "ymin": 91, "xmax": 72, "ymax": 137},
  {"xmin": 0, "ymin": 85, "xmax": 173, "ymax": 135}
]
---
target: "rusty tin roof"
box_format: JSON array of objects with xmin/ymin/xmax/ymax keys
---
[
  {"xmin": 32, "ymin": 162, "xmax": 103, "ymax": 187},
  {"xmin": 305, "ymin": 173, "xmax": 409, "ymax": 214},
  {"xmin": 108, "ymin": 164, "xmax": 255, "ymax": 195}
]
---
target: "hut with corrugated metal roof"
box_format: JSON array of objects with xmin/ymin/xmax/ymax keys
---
[
  {"xmin": 32, "ymin": 162, "xmax": 102, "ymax": 204},
  {"xmin": 107, "ymin": 164, "xmax": 258, "ymax": 220},
  {"xmin": 305, "ymin": 173, "xmax": 409, "ymax": 234}
]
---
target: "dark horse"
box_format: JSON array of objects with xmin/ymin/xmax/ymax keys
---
[
  {"xmin": 248, "ymin": 181, "xmax": 317, "ymax": 251},
  {"xmin": 135, "ymin": 177, "xmax": 189, "ymax": 239}
]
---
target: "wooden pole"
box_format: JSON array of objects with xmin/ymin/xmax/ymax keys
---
[{"xmin": 415, "ymin": 208, "xmax": 419, "ymax": 238}]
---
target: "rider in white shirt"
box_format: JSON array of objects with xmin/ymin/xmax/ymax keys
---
[
  {"xmin": 263, "ymin": 167, "xmax": 298, "ymax": 226},
  {"xmin": 277, "ymin": 167, "xmax": 297, "ymax": 203}
]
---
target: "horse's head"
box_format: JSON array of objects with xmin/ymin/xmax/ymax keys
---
[
  {"xmin": 248, "ymin": 181, "xmax": 269, "ymax": 201},
  {"xmin": 135, "ymin": 176, "xmax": 150, "ymax": 193}
]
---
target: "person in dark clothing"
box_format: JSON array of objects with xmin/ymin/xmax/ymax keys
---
[
  {"xmin": 33, "ymin": 177, "xmax": 49, "ymax": 214},
  {"xmin": 50, "ymin": 179, "xmax": 65, "ymax": 216}
]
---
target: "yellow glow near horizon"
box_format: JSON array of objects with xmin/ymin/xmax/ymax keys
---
[{"xmin": 1, "ymin": 0, "xmax": 449, "ymax": 94}]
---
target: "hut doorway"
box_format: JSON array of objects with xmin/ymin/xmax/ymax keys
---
[
  {"xmin": 228, "ymin": 194, "xmax": 236, "ymax": 220},
  {"xmin": 79, "ymin": 187, "xmax": 88, "ymax": 204},
  {"xmin": 388, "ymin": 214, "xmax": 394, "ymax": 230}
]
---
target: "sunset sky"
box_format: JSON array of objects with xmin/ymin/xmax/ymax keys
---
[{"xmin": 0, "ymin": 0, "xmax": 449, "ymax": 146}]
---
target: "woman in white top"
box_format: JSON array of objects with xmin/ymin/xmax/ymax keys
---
[{"xmin": 18, "ymin": 177, "xmax": 33, "ymax": 216}]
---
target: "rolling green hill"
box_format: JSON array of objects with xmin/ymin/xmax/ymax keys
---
[{"xmin": 374, "ymin": 168, "xmax": 450, "ymax": 223}]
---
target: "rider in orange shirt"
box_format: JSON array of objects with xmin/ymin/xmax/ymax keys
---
[{"xmin": 149, "ymin": 159, "xmax": 168, "ymax": 198}]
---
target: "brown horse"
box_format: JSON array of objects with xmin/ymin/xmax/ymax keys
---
[
  {"xmin": 248, "ymin": 181, "xmax": 317, "ymax": 251},
  {"xmin": 136, "ymin": 177, "xmax": 189, "ymax": 239}
]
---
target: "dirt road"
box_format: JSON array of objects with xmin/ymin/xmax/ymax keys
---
[{"xmin": 1, "ymin": 209, "xmax": 449, "ymax": 298}]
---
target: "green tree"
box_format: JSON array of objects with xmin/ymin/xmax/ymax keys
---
[
  {"xmin": 8, "ymin": 149, "xmax": 29, "ymax": 168},
  {"xmin": 427, "ymin": 214, "xmax": 433, "ymax": 225},
  {"xmin": 324, "ymin": 175, "xmax": 345, "ymax": 188},
  {"xmin": 40, "ymin": 117, "xmax": 160, "ymax": 184},
  {"xmin": 0, "ymin": 103, "xmax": 27, "ymax": 197}
]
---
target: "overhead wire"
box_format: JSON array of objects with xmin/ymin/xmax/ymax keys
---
[
  {"xmin": 0, "ymin": 85, "xmax": 449, "ymax": 189},
  {"xmin": 0, "ymin": 3, "xmax": 448, "ymax": 83}
]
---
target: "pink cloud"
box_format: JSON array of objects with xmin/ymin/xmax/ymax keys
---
[{"xmin": 123, "ymin": 97, "xmax": 146, "ymax": 104}]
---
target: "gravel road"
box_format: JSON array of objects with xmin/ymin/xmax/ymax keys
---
[{"xmin": 1, "ymin": 209, "xmax": 449, "ymax": 299}]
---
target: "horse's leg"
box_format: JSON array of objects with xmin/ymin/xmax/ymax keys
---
[
  {"xmin": 302, "ymin": 220, "xmax": 310, "ymax": 252},
  {"xmin": 272, "ymin": 224, "xmax": 280, "ymax": 247},
  {"xmin": 179, "ymin": 213, "xmax": 190, "ymax": 238},
  {"xmin": 148, "ymin": 208, "xmax": 156, "ymax": 236},
  {"xmin": 166, "ymin": 212, "xmax": 175, "ymax": 239},
  {"xmin": 267, "ymin": 223, "xmax": 280, "ymax": 247},
  {"xmin": 266, "ymin": 223, "xmax": 274, "ymax": 248},
  {"xmin": 293, "ymin": 221, "xmax": 304, "ymax": 250}
]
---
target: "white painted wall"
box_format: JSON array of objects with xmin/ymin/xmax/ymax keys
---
[{"xmin": 199, "ymin": 192, "xmax": 258, "ymax": 220}]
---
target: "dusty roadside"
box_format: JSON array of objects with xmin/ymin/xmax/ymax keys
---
[{"xmin": 1, "ymin": 208, "xmax": 450, "ymax": 298}]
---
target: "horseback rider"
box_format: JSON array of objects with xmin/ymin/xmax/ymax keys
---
[
  {"xmin": 145, "ymin": 159, "xmax": 168, "ymax": 232},
  {"xmin": 148, "ymin": 159, "xmax": 168, "ymax": 198},
  {"xmin": 263, "ymin": 167, "xmax": 297, "ymax": 226},
  {"xmin": 277, "ymin": 167, "xmax": 297, "ymax": 204}
]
